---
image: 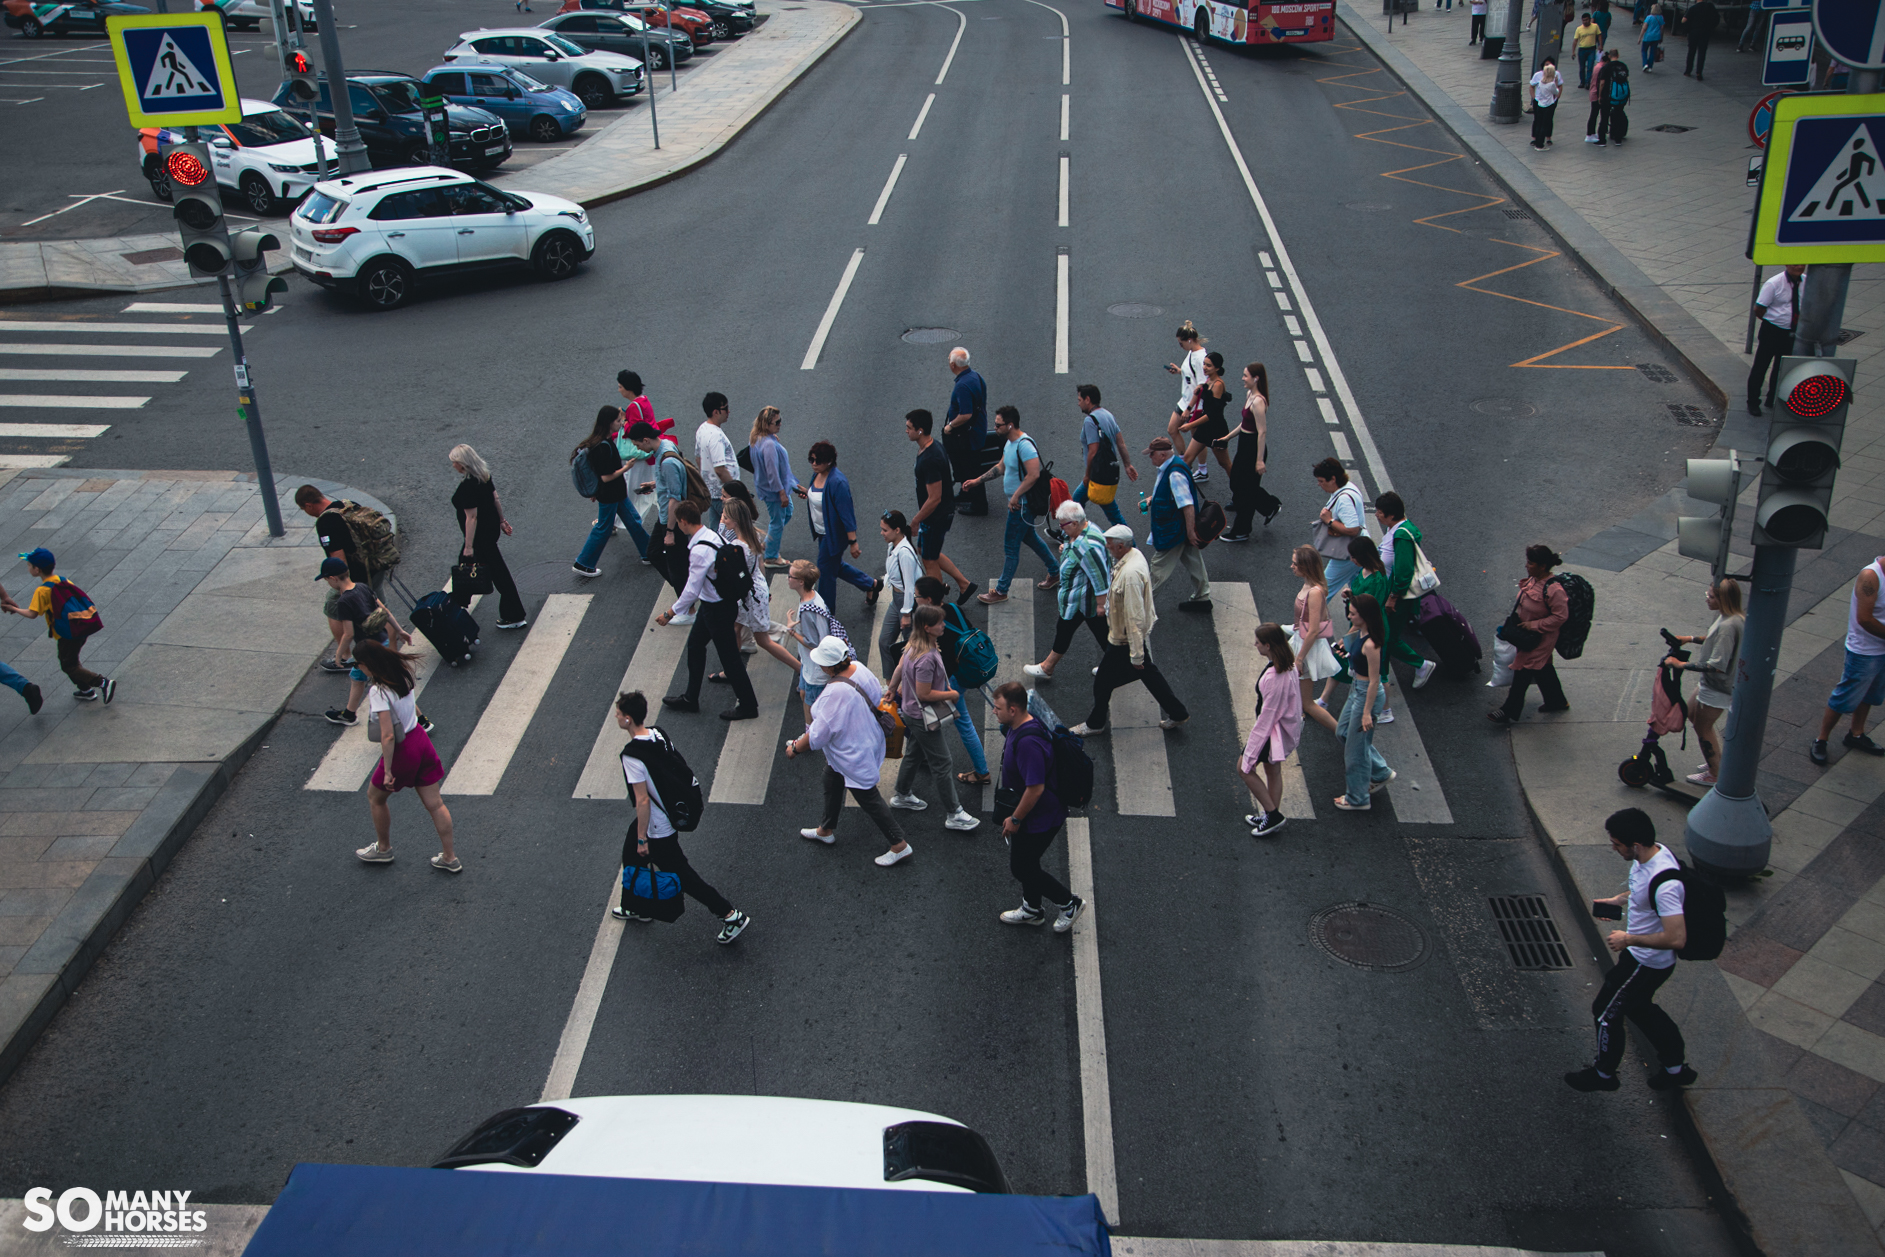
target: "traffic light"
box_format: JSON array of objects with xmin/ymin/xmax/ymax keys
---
[
  {"xmin": 165, "ymin": 143, "xmax": 232, "ymax": 278},
  {"xmin": 231, "ymin": 228, "xmax": 287, "ymax": 311},
  {"xmin": 282, "ymin": 47, "xmax": 317, "ymax": 102},
  {"xmin": 1753, "ymin": 356, "xmax": 1855, "ymax": 549},
  {"xmin": 1677, "ymin": 453, "xmax": 1743, "ymax": 579}
]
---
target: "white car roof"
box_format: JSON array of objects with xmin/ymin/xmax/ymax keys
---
[
  {"xmin": 456, "ymin": 27, "xmax": 579, "ymax": 40},
  {"xmin": 306, "ymin": 166, "xmax": 472, "ymax": 201},
  {"xmin": 464, "ymin": 1096, "xmax": 975, "ymax": 1193}
]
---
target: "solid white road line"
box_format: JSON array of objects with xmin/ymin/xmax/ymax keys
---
[
  {"xmin": 122, "ymin": 302, "xmax": 225, "ymax": 313},
  {"xmin": 909, "ymin": 92, "xmax": 934, "ymax": 139},
  {"xmin": 574, "ymin": 599, "xmax": 692, "ymax": 800},
  {"xmin": 983, "ymin": 577, "xmax": 1035, "ymax": 811},
  {"xmin": 1060, "ymin": 92, "xmax": 1069, "ymax": 140},
  {"xmin": 709, "ymin": 575, "xmax": 793, "ymax": 805},
  {"xmin": 0, "ymin": 423, "xmax": 109, "ymax": 438},
  {"xmin": 1370, "ymin": 699, "xmax": 1454, "ymax": 823},
  {"xmin": 800, "ymin": 248, "xmax": 866, "ymax": 371},
  {"xmin": 0, "ymin": 394, "xmax": 147, "ymax": 409},
  {"xmin": 0, "ymin": 454, "xmax": 70, "ymax": 468},
  {"xmin": 1212, "ymin": 583, "xmax": 1313, "ymax": 820},
  {"xmin": 1065, "ymin": 817, "xmax": 1119, "ymax": 1226},
  {"xmin": 1055, "ymin": 252, "xmax": 1070, "ymax": 375},
  {"xmin": 934, "ymin": 3, "xmax": 966, "ymax": 85},
  {"xmin": 0, "ymin": 342, "xmax": 221, "ymax": 357},
  {"xmin": 443, "ymin": 594, "xmax": 592, "ymax": 795},
  {"xmin": 1109, "ymin": 677, "xmax": 1174, "ymax": 817},
  {"xmin": 0, "ymin": 321, "xmax": 248, "ymax": 335},
  {"xmin": 1058, "ymin": 155, "xmax": 1069, "ymax": 227},
  {"xmin": 1178, "ymin": 37, "xmax": 1391, "ymax": 493},
  {"xmin": 0, "ymin": 368, "xmax": 184, "ymax": 383},
  {"xmin": 867, "ymin": 153, "xmax": 908, "ymax": 225},
  {"xmin": 541, "ymin": 874, "xmax": 625, "ymax": 1103}
]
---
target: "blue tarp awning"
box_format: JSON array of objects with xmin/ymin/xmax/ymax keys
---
[{"xmin": 241, "ymin": 1163, "xmax": 1112, "ymax": 1256}]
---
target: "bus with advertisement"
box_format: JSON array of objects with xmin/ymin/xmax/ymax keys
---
[{"xmin": 1105, "ymin": 0, "xmax": 1335, "ymax": 48}]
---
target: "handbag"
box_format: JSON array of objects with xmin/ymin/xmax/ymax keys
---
[
  {"xmin": 1499, "ymin": 599, "xmax": 1544, "ymax": 652},
  {"xmin": 621, "ymin": 860, "xmax": 685, "ymax": 923},
  {"xmin": 921, "ymin": 697, "xmax": 956, "ymax": 732},
  {"xmin": 1407, "ymin": 540, "xmax": 1440, "ymax": 596},
  {"xmin": 1085, "ymin": 480, "xmax": 1117, "ymax": 505},
  {"xmin": 451, "ymin": 560, "xmax": 494, "ymax": 596},
  {"xmin": 363, "ymin": 701, "xmax": 409, "ymax": 745},
  {"xmin": 1313, "ymin": 484, "xmax": 1362, "ymax": 561}
]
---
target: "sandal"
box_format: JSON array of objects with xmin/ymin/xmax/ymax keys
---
[
  {"xmin": 708, "ymin": 672, "xmax": 729, "ymax": 685},
  {"xmin": 865, "ymin": 578, "xmax": 883, "ymax": 607},
  {"xmin": 956, "ymin": 771, "xmax": 990, "ymax": 785}
]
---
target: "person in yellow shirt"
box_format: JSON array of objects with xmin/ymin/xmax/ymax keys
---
[
  {"xmin": 1574, "ymin": 13, "xmax": 1603, "ymax": 87},
  {"xmin": 2, "ymin": 548, "xmax": 113, "ymax": 704}
]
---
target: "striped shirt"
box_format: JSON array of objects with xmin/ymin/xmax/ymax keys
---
[{"xmin": 1057, "ymin": 522, "xmax": 1112, "ymax": 619}]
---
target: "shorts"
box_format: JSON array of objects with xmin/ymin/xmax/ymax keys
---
[
  {"xmin": 349, "ymin": 632, "xmax": 389, "ymax": 681},
  {"xmin": 917, "ymin": 516, "xmax": 952, "ymax": 561},
  {"xmin": 1829, "ymin": 647, "xmax": 1885, "ymax": 713},
  {"xmin": 1190, "ymin": 416, "xmax": 1229, "ymax": 446},
  {"xmin": 799, "ymin": 677, "xmax": 826, "ymax": 706},
  {"xmin": 323, "ymin": 589, "xmax": 342, "ymax": 619},
  {"xmin": 1695, "ymin": 687, "xmax": 1731, "ymax": 711}
]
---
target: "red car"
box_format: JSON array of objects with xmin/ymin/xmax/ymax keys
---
[{"xmin": 559, "ymin": 0, "xmax": 712, "ymax": 48}]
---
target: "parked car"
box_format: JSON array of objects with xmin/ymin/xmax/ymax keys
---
[
  {"xmin": 564, "ymin": 0, "xmax": 749, "ymax": 41},
  {"xmin": 3, "ymin": 0, "xmax": 148, "ymax": 37},
  {"xmin": 419, "ymin": 64, "xmax": 586, "ymax": 144},
  {"xmin": 270, "ymin": 72, "xmax": 512, "ymax": 173},
  {"xmin": 289, "ymin": 166, "xmax": 595, "ymax": 310},
  {"xmin": 562, "ymin": 0, "xmax": 714, "ymax": 49},
  {"xmin": 536, "ymin": 9, "xmax": 693, "ymax": 69},
  {"xmin": 136, "ymin": 98, "xmax": 334, "ymax": 213},
  {"xmin": 195, "ymin": 0, "xmax": 318, "ymax": 32},
  {"xmin": 441, "ymin": 29, "xmax": 645, "ymax": 109}
]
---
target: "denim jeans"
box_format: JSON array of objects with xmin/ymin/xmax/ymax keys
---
[
  {"xmin": 1336, "ymin": 678, "xmax": 1392, "ymax": 806},
  {"xmin": 576, "ymin": 498, "xmax": 649, "ymax": 568},
  {"xmin": 706, "ymin": 498, "xmax": 725, "ymax": 533},
  {"xmin": 1324, "ymin": 557, "xmax": 1360, "ymax": 601},
  {"xmin": 997, "ymin": 507, "xmax": 1056, "ymax": 594},
  {"xmin": 949, "ymin": 672, "xmax": 988, "ymax": 774},
  {"xmin": 764, "ymin": 495, "xmax": 793, "ymax": 561},
  {"xmin": 1577, "ymin": 45, "xmax": 1597, "ymax": 85},
  {"xmin": 0, "ymin": 657, "xmax": 29, "ymax": 697},
  {"xmin": 1071, "ymin": 480, "xmax": 1126, "ymax": 527}
]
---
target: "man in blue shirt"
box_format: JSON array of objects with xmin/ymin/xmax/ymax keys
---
[
  {"xmin": 964, "ymin": 406, "xmax": 1058, "ymax": 604},
  {"xmin": 943, "ymin": 347, "xmax": 990, "ymax": 516},
  {"xmin": 1071, "ymin": 383, "xmax": 1136, "ymax": 527}
]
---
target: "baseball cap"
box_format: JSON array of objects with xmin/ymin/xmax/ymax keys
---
[
  {"xmin": 316, "ymin": 556, "xmax": 349, "ymax": 580},
  {"xmin": 18, "ymin": 547, "xmax": 53, "ymax": 571},
  {"xmin": 1103, "ymin": 524, "xmax": 1135, "ymax": 544},
  {"xmin": 809, "ymin": 635, "xmax": 852, "ymax": 668},
  {"xmin": 1146, "ymin": 436, "xmax": 1174, "ymax": 454}
]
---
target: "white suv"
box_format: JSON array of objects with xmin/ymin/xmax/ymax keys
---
[
  {"xmin": 442, "ymin": 28, "xmax": 645, "ymax": 109},
  {"xmin": 288, "ymin": 167, "xmax": 595, "ymax": 310}
]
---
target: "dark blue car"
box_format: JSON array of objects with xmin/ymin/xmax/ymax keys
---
[{"xmin": 419, "ymin": 64, "xmax": 586, "ymax": 144}]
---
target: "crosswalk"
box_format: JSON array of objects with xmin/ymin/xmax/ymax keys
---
[
  {"xmin": 299, "ymin": 573, "xmax": 1455, "ymax": 828},
  {"xmin": 0, "ymin": 302, "xmax": 268, "ymax": 467}
]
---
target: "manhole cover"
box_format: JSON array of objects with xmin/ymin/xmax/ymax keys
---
[
  {"xmin": 1635, "ymin": 362, "xmax": 1678, "ymax": 383},
  {"xmin": 1836, "ymin": 328, "xmax": 1865, "ymax": 345},
  {"xmin": 1470, "ymin": 398, "xmax": 1536, "ymax": 418},
  {"xmin": 900, "ymin": 327, "xmax": 960, "ymax": 344},
  {"xmin": 1107, "ymin": 302, "xmax": 1163, "ymax": 319},
  {"xmin": 121, "ymin": 246, "xmax": 184, "ymax": 265},
  {"xmin": 1309, "ymin": 902, "xmax": 1428, "ymax": 972},
  {"xmin": 1650, "ymin": 124, "xmax": 1694, "ymax": 133},
  {"xmin": 1667, "ymin": 402, "xmax": 1715, "ymax": 426},
  {"xmin": 1342, "ymin": 201, "xmax": 1392, "ymax": 211}
]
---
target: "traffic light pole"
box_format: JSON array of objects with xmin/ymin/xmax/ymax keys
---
[
  {"xmin": 309, "ymin": 0, "xmax": 369, "ymax": 174},
  {"xmin": 215, "ymin": 274, "xmax": 286, "ymax": 539}
]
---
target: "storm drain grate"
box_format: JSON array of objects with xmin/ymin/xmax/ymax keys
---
[
  {"xmin": 1650, "ymin": 124, "xmax": 1695, "ymax": 133},
  {"xmin": 1635, "ymin": 362, "xmax": 1678, "ymax": 382},
  {"xmin": 1667, "ymin": 402, "xmax": 1714, "ymax": 425},
  {"xmin": 1837, "ymin": 328, "xmax": 1866, "ymax": 346},
  {"xmin": 1501, "ymin": 208, "xmax": 1532, "ymax": 220},
  {"xmin": 1489, "ymin": 895, "xmax": 1574, "ymax": 970}
]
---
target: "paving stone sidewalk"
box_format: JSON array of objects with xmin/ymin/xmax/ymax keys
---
[
  {"xmin": 1337, "ymin": 5, "xmax": 1885, "ymax": 1253},
  {"xmin": 0, "ymin": 468, "xmax": 388, "ymax": 1086}
]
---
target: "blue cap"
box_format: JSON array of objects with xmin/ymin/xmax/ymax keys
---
[
  {"xmin": 18, "ymin": 548, "xmax": 53, "ymax": 571},
  {"xmin": 317, "ymin": 556, "xmax": 349, "ymax": 580}
]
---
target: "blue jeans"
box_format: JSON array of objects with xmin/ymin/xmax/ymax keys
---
[
  {"xmin": 764, "ymin": 495, "xmax": 793, "ymax": 561},
  {"xmin": 1577, "ymin": 45, "xmax": 1597, "ymax": 85},
  {"xmin": 816, "ymin": 545, "xmax": 874, "ymax": 607},
  {"xmin": 576, "ymin": 498, "xmax": 649, "ymax": 568},
  {"xmin": 998, "ymin": 507, "xmax": 1056, "ymax": 594},
  {"xmin": 1641, "ymin": 39, "xmax": 1659, "ymax": 69},
  {"xmin": 949, "ymin": 671, "xmax": 988, "ymax": 774},
  {"xmin": 0, "ymin": 657, "xmax": 29, "ymax": 698},
  {"xmin": 1324, "ymin": 557, "xmax": 1360, "ymax": 601},
  {"xmin": 1336, "ymin": 679, "xmax": 1392, "ymax": 806},
  {"xmin": 706, "ymin": 499, "xmax": 725, "ymax": 533},
  {"xmin": 1072, "ymin": 480, "xmax": 1126, "ymax": 527}
]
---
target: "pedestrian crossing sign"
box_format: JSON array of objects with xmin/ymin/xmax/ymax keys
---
[
  {"xmin": 1753, "ymin": 93, "xmax": 1885, "ymax": 263},
  {"xmin": 106, "ymin": 12, "xmax": 241, "ymax": 128}
]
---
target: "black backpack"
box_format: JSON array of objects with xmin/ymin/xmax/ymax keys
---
[
  {"xmin": 1015, "ymin": 720, "xmax": 1095, "ymax": 811},
  {"xmin": 621, "ymin": 728, "xmax": 704, "ymax": 833},
  {"xmin": 1649, "ymin": 862, "xmax": 1727, "ymax": 961},
  {"xmin": 1550, "ymin": 573, "xmax": 1595, "ymax": 660},
  {"xmin": 698, "ymin": 533, "xmax": 754, "ymax": 605}
]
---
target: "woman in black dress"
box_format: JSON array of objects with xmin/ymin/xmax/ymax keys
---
[
  {"xmin": 449, "ymin": 444, "xmax": 528, "ymax": 629},
  {"xmin": 1177, "ymin": 350, "xmax": 1234, "ymax": 483},
  {"xmin": 1224, "ymin": 361, "xmax": 1282, "ymax": 541}
]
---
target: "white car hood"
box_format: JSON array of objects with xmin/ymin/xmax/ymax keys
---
[
  {"xmin": 575, "ymin": 50, "xmax": 643, "ymax": 71},
  {"xmin": 507, "ymin": 190, "xmax": 584, "ymax": 216},
  {"xmin": 242, "ymin": 135, "xmax": 332, "ymax": 166}
]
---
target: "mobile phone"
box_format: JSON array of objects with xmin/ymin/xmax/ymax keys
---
[{"xmin": 1592, "ymin": 900, "xmax": 1622, "ymax": 920}]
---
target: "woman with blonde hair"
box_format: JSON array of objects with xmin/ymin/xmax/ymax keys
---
[
  {"xmin": 748, "ymin": 406, "xmax": 797, "ymax": 572},
  {"xmin": 1290, "ymin": 545, "xmax": 1342, "ymax": 732},
  {"xmin": 889, "ymin": 605, "xmax": 979, "ymax": 832},
  {"xmin": 1164, "ymin": 320, "xmax": 1208, "ymax": 444},
  {"xmin": 448, "ymin": 443, "xmax": 527, "ymax": 629},
  {"xmin": 1668, "ymin": 577, "xmax": 1744, "ymax": 785},
  {"xmin": 707, "ymin": 498, "xmax": 798, "ymax": 684},
  {"xmin": 1242, "ymin": 623, "xmax": 1304, "ymax": 838}
]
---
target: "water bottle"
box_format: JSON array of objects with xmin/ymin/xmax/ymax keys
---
[{"xmin": 1137, "ymin": 492, "xmax": 1149, "ymax": 516}]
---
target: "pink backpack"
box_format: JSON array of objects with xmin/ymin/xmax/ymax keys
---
[{"xmin": 1648, "ymin": 662, "xmax": 1687, "ymax": 738}]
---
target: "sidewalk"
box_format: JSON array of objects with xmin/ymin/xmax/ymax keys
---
[
  {"xmin": 0, "ymin": 468, "xmax": 389, "ymax": 1087},
  {"xmin": 1338, "ymin": 5, "xmax": 1885, "ymax": 1253},
  {"xmin": 0, "ymin": 1, "xmax": 858, "ymax": 302}
]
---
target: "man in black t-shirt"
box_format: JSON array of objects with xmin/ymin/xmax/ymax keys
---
[
  {"xmin": 906, "ymin": 410, "xmax": 977, "ymax": 604},
  {"xmin": 296, "ymin": 484, "xmax": 367, "ymax": 673}
]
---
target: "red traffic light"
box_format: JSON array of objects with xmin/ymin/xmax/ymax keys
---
[
  {"xmin": 1787, "ymin": 370, "xmax": 1849, "ymax": 419},
  {"xmin": 289, "ymin": 51, "xmax": 311, "ymax": 73},
  {"xmin": 165, "ymin": 150, "xmax": 211, "ymax": 187}
]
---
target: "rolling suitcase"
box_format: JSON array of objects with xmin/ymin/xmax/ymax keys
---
[
  {"xmin": 1413, "ymin": 591, "xmax": 1481, "ymax": 676},
  {"xmin": 390, "ymin": 574, "xmax": 479, "ymax": 667}
]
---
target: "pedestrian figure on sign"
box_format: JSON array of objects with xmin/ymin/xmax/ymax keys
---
[
  {"xmin": 352, "ymin": 641, "xmax": 457, "ymax": 872},
  {"xmin": 1488, "ymin": 545, "xmax": 1571, "ymax": 724},
  {"xmin": 786, "ymin": 636, "xmax": 913, "ymax": 866},
  {"xmin": 1809, "ymin": 139, "xmax": 1877, "ymax": 218},
  {"xmin": 1666, "ymin": 578, "xmax": 1743, "ymax": 785},
  {"xmin": 0, "ymin": 578, "xmax": 43, "ymax": 714},
  {"xmin": 1333, "ymin": 593, "xmax": 1394, "ymax": 811},
  {"xmin": 1809, "ymin": 554, "xmax": 1885, "ymax": 764},
  {"xmin": 1071, "ymin": 525, "xmax": 1190, "ymax": 737},
  {"xmin": 5, "ymin": 548, "xmax": 112, "ymax": 705},
  {"xmin": 1242, "ymin": 623, "xmax": 1303, "ymax": 838}
]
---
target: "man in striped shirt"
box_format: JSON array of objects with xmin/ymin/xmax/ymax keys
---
[{"xmin": 1024, "ymin": 501, "xmax": 1113, "ymax": 682}]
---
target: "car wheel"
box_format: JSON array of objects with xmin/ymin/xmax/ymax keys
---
[
  {"xmin": 20, "ymin": 16, "xmax": 42, "ymax": 36},
  {"xmin": 238, "ymin": 172, "xmax": 275, "ymax": 215},
  {"xmin": 1193, "ymin": 8, "xmax": 1209, "ymax": 43},
  {"xmin": 573, "ymin": 74, "xmax": 612, "ymax": 109},
  {"xmin": 531, "ymin": 230, "xmax": 583, "ymax": 281},
  {"xmin": 144, "ymin": 156, "xmax": 173, "ymax": 203},
  {"xmin": 358, "ymin": 258, "xmax": 414, "ymax": 311},
  {"xmin": 528, "ymin": 114, "xmax": 562, "ymax": 143},
  {"xmin": 710, "ymin": 17, "xmax": 728, "ymax": 38}
]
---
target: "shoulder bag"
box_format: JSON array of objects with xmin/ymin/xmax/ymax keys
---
[
  {"xmin": 833, "ymin": 673, "xmax": 903, "ymax": 759},
  {"xmin": 1498, "ymin": 596, "xmax": 1544, "ymax": 652},
  {"xmin": 1313, "ymin": 484, "xmax": 1362, "ymax": 561}
]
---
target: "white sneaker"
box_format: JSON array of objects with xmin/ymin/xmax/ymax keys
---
[
  {"xmin": 1053, "ymin": 896, "xmax": 1086, "ymax": 934},
  {"xmin": 1584, "ymin": 134, "xmax": 1601, "ymax": 143},
  {"xmin": 1001, "ymin": 902, "xmax": 1048, "ymax": 926},
  {"xmin": 668, "ymin": 612, "xmax": 696, "ymax": 626},
  {"xmin": 874, "ymin": 843, "xmax": 913, "ymax": 867},
  {"xmin": 799, "ymin": 827, "xmax": 835, "ymax": 845},
  {"xmin": 1413, "ymin": 659, "xmax": 1437, "ymax": 689},
  {"xmin": 1023, "ymin": 663, "xmax": 1054, "ymax": 680},
  {"xmin": 1092, "ymin": 666, "xmax": 1099, "ymax": 676},
  {"xmin": 1370, "ymin": 769, "xmax": 1398, "ymax": 795},
  {"xmin": 1375, "ymin": 707, "xmax": 1395, "ymax": 724},
  {"xmin": 944, "ymin": 807, "xmax": 980, "ymax": 831},
  {"xmin": 889, "ymin": 792, "xmax": 928, "ymax": 811},
  {"xmin": 1070, "ymin": 722, "xmax": 1107, "ymax": 736}
]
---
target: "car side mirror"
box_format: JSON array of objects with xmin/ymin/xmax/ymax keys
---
[
  {"xmin": 544, "ymin": 51, "xmax": 559, "ymax": 60},
  {"xmin": 208, "ymin": 136, "xmax": 232, "ymax": 148}
]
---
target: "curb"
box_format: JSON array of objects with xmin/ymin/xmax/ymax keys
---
[
  {"xmin": 1336, "ymin": 6, "xmax": 1763, "ymax": 455},
  {"xmin": 0, "ymin": 471, "xmax": 395, "ymax": 1090}
]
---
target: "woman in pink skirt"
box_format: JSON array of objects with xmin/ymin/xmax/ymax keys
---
[
  {"xmin": 1241, "ymin": 623, "xmax": 1304, "ymax": 839},
  {"xmin": 354, "ymin": 640, "xmax": 459, "ymax": 872}
]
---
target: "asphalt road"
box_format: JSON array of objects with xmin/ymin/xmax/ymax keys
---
[{"xmin": 0, "ymin": 5, "xmax": 1748, "ymax": 1252}]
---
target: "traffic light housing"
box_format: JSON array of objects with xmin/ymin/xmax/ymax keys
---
[
  {"xmin": 165, "ymin": 143, "xmax": 232, "ymax": 278},
  {"xmin": 1753, "ymin": 356, "xmax": 1855, "ymax": 549},
  {"xmin": 1678, "ymin": 454, "xmax": 1743, "ymax": 580},
  {"xmin": 282, "ymin": 47, "xmax": 317, "ymax": 102},
  {"xmin": 231, "ymin": 228, "xmax": 287, "ymax": 311}
]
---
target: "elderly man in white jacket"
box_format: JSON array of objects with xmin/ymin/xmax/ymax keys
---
[{"xmin": 1072, "ymin": 526, "xmax": 1191, "ymax": 737}]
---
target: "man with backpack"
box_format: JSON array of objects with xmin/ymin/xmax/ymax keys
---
[
  {"xmin": 1565, "ymin": 808, "xmax": 1705, "ymax": 1093},
  {"xmin": 5, "ymin": 549, "xmax": 113, "ymax": 705},
  {"xmin": 658, "ymin": 502, "xmax": 758, "ymax": 721},
  {"xmin": 991, "ymin": 682, "xmax": 1085, "ymax": 933},
  {"xmin": 295, "ymin": 485, "xmax": 397, "ymax": 673},
  {"xmin": 630, "ymin": 419, "xmax": 704, "ymax": 604},
  {"xmin": 613, "ymin": 690, "xmax": 750, "ymax": 943},
  {"xmin": 964, "ymin": 406, "xmax": 1058, "ymax": 605},
  {"xmin": 1073, "ymin": 384, "xmax": 1136, "ymax": 528},
  {"xmin": 1072, "ymin": 525, "xmax": 1189, "ymax": 737},
  {"xmin": 1375, "ymin": 493, "xmax": 1439, "ymax": 689},
  {"xmin": 1604, "ymin": 58, "xmax": 1631, "ymax": 144}
]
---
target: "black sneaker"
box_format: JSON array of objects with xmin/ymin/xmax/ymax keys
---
[
  {"xmin": 417, "ymin": 713, "xmax": 434, "ymax": 733},
  {"xmin": 1253, "ymin": 812, "xmax": 1287, "ymax": 838},
  {"xmin": 1845, "ymin": 732, "xmax": 1885, "ymax": 756},
  {"xmin": 1647, "ymin": 1064, "xmax": 1698, "ymax": 1091},
  {"xmin": 661, "ymin": 695, "xmax": 700, "ymax": 713},
  {"xmin": 318, "ymin": 658, "xmax": 351, "ymax": 674},
  {"xmin": 1563, "ymin": 1067, "xmax": 1619, "ymax": 1092},
  {"xmin": 325, "ymin": 707, "xmax": 357, "ymax": 726},
  {"xmin": 572, "ymin": 562, "xmax": 601, "ymax": 578},
  {"xmin": 1179, "ymin": 599, "xmax": 1213, "ymax": 613},
  {"xmin": 99, "ymin": 678, "xmax": 115, "ymax": 705},
  {"xmin": 22, "ymin": 683, "xmax": 41, "ymax": 715},
  {"xmin": 1811, "ymin": 738, "xmax": 1831, "ymax": 765},
  {"xmin": 716, "ymin": 910, "xmax": 751, "ymax": 944},
  {"xmin": 720, "ymin": 706, "xmax": 758, "ymax": 721},
  {"xmin": 1261, "ymin": 501, "xmax": 1282, "ymax": 526},
  {"xmin": 72, "ymin": 688, "xmax": 98, "ymax": 701}
]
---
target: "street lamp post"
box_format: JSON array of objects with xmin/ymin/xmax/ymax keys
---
[
  {"xmin": 309, "ymin": 0, "xmax": 368, "ymax": 173},
  {"xmin": 1491, "ymin": 0, "xmax": 1525, "ymax": 122}
]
